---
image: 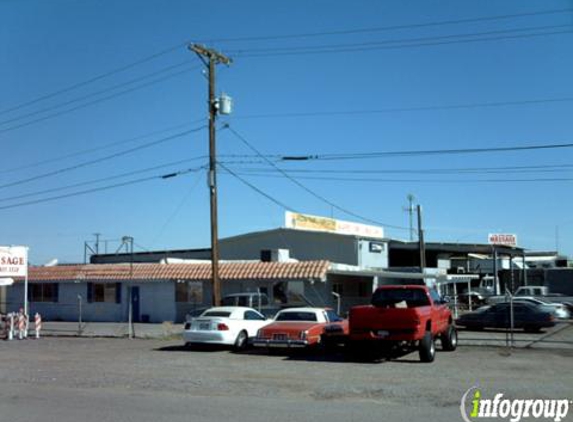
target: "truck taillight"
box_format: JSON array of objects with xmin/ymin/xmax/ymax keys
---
[{"xmin": 217, "ymin": 323, "xmax": 229, "ymax": 331}]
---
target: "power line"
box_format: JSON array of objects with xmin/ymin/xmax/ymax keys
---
[
  {"xmin": 150, "ymin": 173, "xmax": 204, "ymax": 247},
  {"xmin": 0, "ymin": 125, "xmax": 206, "ymax": 190},
  {"xmin": 0, "ymin": 66, "xmax": 198, "ymax": 135},
  {"xmin": 0, "ymin": 61, "xmax": 198, "ymax": 127},
  {"xmin": 229, "ymin": 23, "xmax": 570, "ymax": 54},
  {"xmin": 280, "ymin": 142, "xmax": 573, "ymax": 161},
  {"xmin": 3, "ymin": 7, "xmax": 569, "ymax": 117},
  {"xmin": 0, "ymin": 157, "xmax": 207, "ymax": 203},
  {"xmin": 225, "ymin": 163, "xmax": 573, "ymax": 176},
  {"xmin": 225, "ymin": 171, "xmax": 573, "ymax": 183},
  {"xmin": 0, "ymin": 42, "xmax": 187, "ymax": 116},
  {"xmin": 234, "ymin": 28, "xmax": 572, "ymax": 58},
  {"xmin": 223, "ymin": 124, "xmax": 408, "ymax": 230},
  {"xmin": 0, "ymin": 119, "xmax": 204, "ymax": 175},
  {"xmin": 217, "ymin": 162, "xmax": 295, "ymax": 210},
  {"xmin": 0, "ymin": 166, "xmax": 201, "ymax": 211},
  {"xmin": 235, "ymin": 96, "xmax": 573, "ymax": 120},
  {"xmin": 201, "ymin": 8, "xmax": 573, "ymax": 43}
]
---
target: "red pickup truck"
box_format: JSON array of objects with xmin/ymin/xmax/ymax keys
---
[{"xmin": 348, "ymin": 285, "xmax": 457, "ymax": 362}]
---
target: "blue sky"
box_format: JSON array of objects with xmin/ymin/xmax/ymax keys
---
[{"xmin": 1, "ymin": 0, "xmax": 572, "ymax": 264}]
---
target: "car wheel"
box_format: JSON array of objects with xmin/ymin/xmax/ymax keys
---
[
  {"xmin": 233, "ymin": 330, "xmax": 249, "ymax": 352},
  {"xmin": 441, "ymin": 325, "xmax": 457, "ymax": 351},
  {"xmin": 524, "ymin": 326, "xmax": 542, "ymax": 333},
  {"xmin": 419, "ymin": 332, "xmax": 436, "ymax": 363}
]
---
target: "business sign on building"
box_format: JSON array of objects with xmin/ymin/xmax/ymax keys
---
[
  {"xmin": 488, "ymin": 234, "xmax": 518, "ymax": 247},
  {"xmin": 285, "ymin": 211, "xmax": 384, "ymax": 239},
  {"xmin": 0, "ymin": 246, "xmax": 28, "ymax": 277}
]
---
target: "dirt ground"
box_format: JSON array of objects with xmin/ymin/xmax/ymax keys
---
[{"xmin": 1, "ymin": 330, "xmax": 572, "ymax": 422}]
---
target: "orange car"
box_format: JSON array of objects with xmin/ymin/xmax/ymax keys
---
[{"xmin": 252, "ymin": 307, "xmax": 348, "ymax": 349}]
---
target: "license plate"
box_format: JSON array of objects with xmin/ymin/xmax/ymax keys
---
[
  {"xmin": 376, "ymin": 330, "xmax": 389, "ymax": 338},
  {"xmin": 199, "ymin": 323, "xmax": 210, "ymax": 330}
]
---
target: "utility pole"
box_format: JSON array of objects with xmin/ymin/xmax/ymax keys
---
[
  {"xmin": 403, "ymin": 194, "xmax": 416, "ymax": 241},
  {"xmin": 189, "ymin": 44, "xmax": 232, "ymax": 306},
  {"xmin": 122, "ymin": 236, "xmax": 134, "ymax": 339},
  {"xmin": 417, "ymin": 205, "xmax": 426, "ymax": 275}
]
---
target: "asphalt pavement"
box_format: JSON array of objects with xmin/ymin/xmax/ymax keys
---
[{"xmin": 1, "ymin": 327, "xmax": 572, "ymax": 422}]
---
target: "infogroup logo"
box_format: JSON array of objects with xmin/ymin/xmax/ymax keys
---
[{"xmin": 460, "ymin": 387, "xmax": 571, "ymax": 422}]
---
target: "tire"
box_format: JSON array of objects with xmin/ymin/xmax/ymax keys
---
[
  {"xmin": 233, "ymin": 330, "xmax": 249, "ymax": 352},
  {"xmin": 524, "ymin": 326, "xmax": 541, "ymax": 333},
  {"xmin": 418, "ymin": 332, "xmax": 436, "ymax": 363},
  {"xmin": 441, "ymin": 325, "xmax": 458, "ymax": 351}
]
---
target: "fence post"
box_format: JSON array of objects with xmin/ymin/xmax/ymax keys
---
[{"xmin": 8, "ymin": 313, "xmax": 14, "ymax": 340}]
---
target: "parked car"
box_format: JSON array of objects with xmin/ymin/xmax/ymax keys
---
[
  {"xmin": 456, "ymin": 302, "xmax": 556, "ymax": 332},
  {"xmin": 185, "ymin": 292, "xmax": 281, "ymax": 320},
  {"xmin": 348, "ymin": 285, "xmax": 456, "ymax": 363},
  {"xmin": 183, "ymin": 306, "xmax": 269, "ymax": 351},
  {"xmin": 512, "ymin": 297, "xmax": 570, "ymax": 319},
  {"xmin": 252, "ymin": 307, "xmax": 348, "ymax": 350},
  {"xmin": 488, "ymin": 286, "xmax": 573, "ymax": 308}
]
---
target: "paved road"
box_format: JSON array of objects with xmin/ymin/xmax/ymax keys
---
[{"xmin": 1, "ymin": 333, "xmax": 572, "ymax": 422}]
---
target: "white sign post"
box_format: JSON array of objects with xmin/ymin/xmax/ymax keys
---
[{"xmin": 0, "ymin": 246, "xmax": 29, "ymax": 315}]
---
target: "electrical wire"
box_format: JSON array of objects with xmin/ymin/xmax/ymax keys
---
[
  {"xmin": 0, "ymin": 119, "xmax": 204, "ymax": 175},
  {"xmin": 3, "ymin": 7, "xmax": 570, "ymax": 116},
  {"xmin": 150, "ymin": 172, "xmax": 204, "ymax": 247},
  {"xmin": 0, "ymin": 125, "xmax": 206, "ymax": 190},
  {"xmin": 0, "ymin": 66, "xmax": 197, "ymax": 135},
  {"xmin": 226, "ymin": 171, "xmax": 573, "ymax": 183},
  {"xmin": 0, "ymin": 157, "xmax": 207, "ymax": 203},
  {"xmin": 0, "ymin": 166, "xmax": 201, "ymax": 211},
  {"xmin": 279, "ymin": 142, "xmax": 573, "ymax": 161},
  {"xmin": 201, "ymin": 8, "xmax": 573, "ymax": 43},
  {"xmin": 0, "ymin": 61, "xmax": 199, "ymax": 127},
  {"xmin": 0, "ymin": 42, "xmax": 188, "ymax": 116},
  {"xmin": 218, "ymin": 162, "xmax": 295, "ymax": 210},
  {"xmin": 225, "ymin": 163, "xmax": 573, "ymax": 176},
  {"xmin": 223, "ymin": 124, "xmax": 409, "ymax": 230},
  {"xmin": 234, "ymin": 29, "xmax": 572, "ymax": 58},
  {"xmin": 235, "ymin": 96, "xmax": 573, "ymax": 120},
  {"xmin": 228, "ymin": 23, "xmax": 571, "ymax": 54}
]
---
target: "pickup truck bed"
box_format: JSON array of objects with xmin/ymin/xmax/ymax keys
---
[{"xmin": 348, "ymin": 285, "xmax": 457, "ymax": 362}]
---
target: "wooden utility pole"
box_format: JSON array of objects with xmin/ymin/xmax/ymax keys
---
[{"xmin": 189, "ymin": 44, "xmax": 231, "ymax": 306}]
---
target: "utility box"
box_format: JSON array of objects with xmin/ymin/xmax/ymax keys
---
[{"xmin": 218, "ymin": 93, "xmax": 233, "ymax": 115}]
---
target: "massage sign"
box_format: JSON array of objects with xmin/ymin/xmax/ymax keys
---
[{"xmin": 0, "ymin": 246, "xmax": 28, "ymax": 278}]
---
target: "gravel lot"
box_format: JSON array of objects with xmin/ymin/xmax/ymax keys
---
[{"xmin": 1, "ymin": 328, "xmax": 572, "ymax": 422}]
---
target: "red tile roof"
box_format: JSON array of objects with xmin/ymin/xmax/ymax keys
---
[{"xmin": 26, "ymin": 261, "xmax": 330, "ymax": 282}]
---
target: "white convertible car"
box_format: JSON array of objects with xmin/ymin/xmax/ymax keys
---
[{"xmin": 183, "ymin": 306, "xmax": 269, "ymax": 351}]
